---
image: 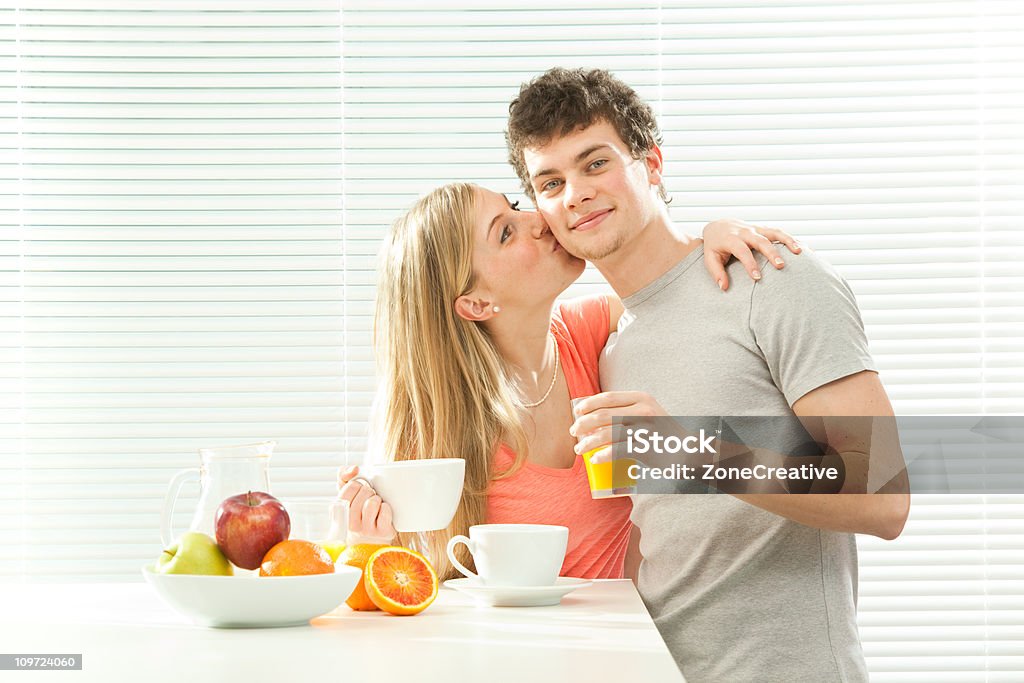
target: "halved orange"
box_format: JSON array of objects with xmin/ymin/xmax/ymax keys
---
[{"xmin": 364, "ymin": 546, "xmax": 438, "ymax": 616}]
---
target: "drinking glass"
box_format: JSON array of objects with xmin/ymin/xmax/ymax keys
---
[{"xmin": 572, "ymin": 398, "xmax": 638, "ymax": 499}]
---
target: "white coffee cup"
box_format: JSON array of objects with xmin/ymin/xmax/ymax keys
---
[
  {"xmin": 364, "ymin": 458, "xmax": 465, "ymax": 533},
  {"xmin": 446, "ymin": 524, "xmax": 568, "ymax": 587}
]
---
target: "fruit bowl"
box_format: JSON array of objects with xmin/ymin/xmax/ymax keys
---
[{"xmin": 142, "ymin": 564, "xmax": 362, "ymax": 628}]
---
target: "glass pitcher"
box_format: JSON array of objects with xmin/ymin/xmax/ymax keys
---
[{"xmin": 160, "ymin": 441, "xmax": 275, "ymax": 547}]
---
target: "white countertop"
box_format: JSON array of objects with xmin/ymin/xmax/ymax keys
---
[{"xmin": 0, "ymin": 579, "xmax": 684, "ymax": 683}]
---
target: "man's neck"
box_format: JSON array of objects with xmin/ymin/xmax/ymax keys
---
[{"xmin": 595, "ymin": 215, "xmax": 702, "ymax": 299}]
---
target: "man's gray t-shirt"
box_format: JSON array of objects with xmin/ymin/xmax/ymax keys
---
[{"xmin": 601, "ymin": 246, "xmax": 876, "ymax": 683}]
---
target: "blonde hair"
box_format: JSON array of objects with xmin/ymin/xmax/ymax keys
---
[{"xmin": 372, "ymin": 182, "xmax": 529, "ymax": 580}]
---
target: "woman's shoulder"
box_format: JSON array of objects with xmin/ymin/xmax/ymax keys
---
[
  {"xmin": 551, "ymin": 295, "xmax": 613, "ymax": 386},
  {"xmin": 553, "ymin": 294, "xmax": 611, "ymax": 333}
]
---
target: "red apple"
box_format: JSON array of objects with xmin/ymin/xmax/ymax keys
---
[{"xmin": 214, "ymin": 491, "xmax": 291, "ymax": 570}]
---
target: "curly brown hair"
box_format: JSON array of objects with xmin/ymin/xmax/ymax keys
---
[{"xmin": 506, "ymin": 67, "xmax": 668, "ymax": 203}]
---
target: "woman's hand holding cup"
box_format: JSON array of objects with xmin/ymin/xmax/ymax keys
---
[{"xmin": 337, "ymin": 465, "xmax": 397, "ymax": 545}]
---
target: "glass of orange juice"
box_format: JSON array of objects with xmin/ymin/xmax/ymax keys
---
[
  {"xmin": 282, "ymin": 498, "xmax": 347, "ymax": 561},
  {"xmin": 572, "ymin": 397, "xmax": 638, "ymax": 499}
]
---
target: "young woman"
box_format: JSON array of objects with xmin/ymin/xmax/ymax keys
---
[{"xmin": 338, "ymin": 183, "xmax": 800, "ymax": 581}]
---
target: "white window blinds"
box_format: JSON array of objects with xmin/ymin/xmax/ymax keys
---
[{"xmin": 1, "ymin": 1, "xmax": 347, "ymax": 579}]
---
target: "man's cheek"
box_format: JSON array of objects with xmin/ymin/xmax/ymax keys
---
[
  {"xmin": 539, "ymin": 207, "xmax": 564, "ymax": 227},
  {"xmin": 538, "ymin": 201, "xmax": 561, "ymax": 218}
]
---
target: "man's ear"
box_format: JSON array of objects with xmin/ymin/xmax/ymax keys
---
[
  {"xmin": 644, "ymin": 144, "xmax": 664, "ymax": 186},
  {"xmin": 454, "ymin": 293, "xmax": 496, "ymax": 322}
]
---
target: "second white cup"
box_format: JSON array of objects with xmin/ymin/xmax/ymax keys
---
[{"xmin": 446, "ymin": 524, "xmax": 568, "ymax": 587}]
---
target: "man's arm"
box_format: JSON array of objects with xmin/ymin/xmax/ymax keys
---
[
  {"xmin": 572, "ymin": 381, "xmax": 910, "ymax": 540},
  {"xmin": 734, "ymin": 371, "xmax": 910, "ymax": 540}
]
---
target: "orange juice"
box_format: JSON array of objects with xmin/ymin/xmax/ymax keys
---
[
  {"xmin": 319, "ymin": 541, "xmax": 347, "ymax": 562},
  {"xmin": 581, "ymin": 447, "xmax": 638, "ymax": 499},
  {"xmin": 572, "ymin": 396, "xmax": 639, "ymax": 499}
]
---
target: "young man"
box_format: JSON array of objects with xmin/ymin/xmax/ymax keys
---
[{"xmin": 506, "ymin": 68, "xmax": 910, "ymax": 683}]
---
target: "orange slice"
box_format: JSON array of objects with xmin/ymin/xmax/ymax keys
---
[{"xmin": 364, "ymin": 546, "xmax": 438, "ymax": 616}]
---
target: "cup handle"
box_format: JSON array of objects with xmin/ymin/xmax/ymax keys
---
[
  {"xmin": 160, "ymin": 468, "xmax": 200, "ymax": 547},
  {"xmin": 445, "ymin": 535, "xmax": 477, "ymax": 580}
]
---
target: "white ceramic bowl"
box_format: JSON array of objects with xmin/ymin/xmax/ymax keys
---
[{"xmin": 142, "ymin": 564, "xmax": 362, "ymax": 628}]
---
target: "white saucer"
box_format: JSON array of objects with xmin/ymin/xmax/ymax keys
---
[{"xmin": 443, "ymin": 577, "xmax": 592, "ymax": 607}]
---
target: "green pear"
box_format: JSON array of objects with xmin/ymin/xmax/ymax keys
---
[{"xmin": 156, "ymin": 531, "xmax": 233, "ymax": 576}]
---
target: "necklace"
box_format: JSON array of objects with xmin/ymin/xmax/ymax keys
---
[{"xmin": 520, "ymin": 333, "xmax": 560, "ymax": 409}]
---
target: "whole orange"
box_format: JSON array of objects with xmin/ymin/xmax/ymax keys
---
[
  {"xmin": 259, "ymin": 540, "xmax": 334, "ymax": 577},
  {"xmin": 338, "ymin": 543, "xmax": 387, "ymax": 610}
]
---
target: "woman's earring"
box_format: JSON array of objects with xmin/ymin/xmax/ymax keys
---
[{"xmin": 492, "ymin": 305, "xmax": 501, "ymax": 314}]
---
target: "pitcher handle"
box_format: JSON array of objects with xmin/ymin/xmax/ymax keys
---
[
  {"xmin": 445, "ymin": 534, "xmax": 478, "ymax": 580},
  {"xmin": 160, "ymin": 468, "xmax": 200, "ymax": 547}
]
